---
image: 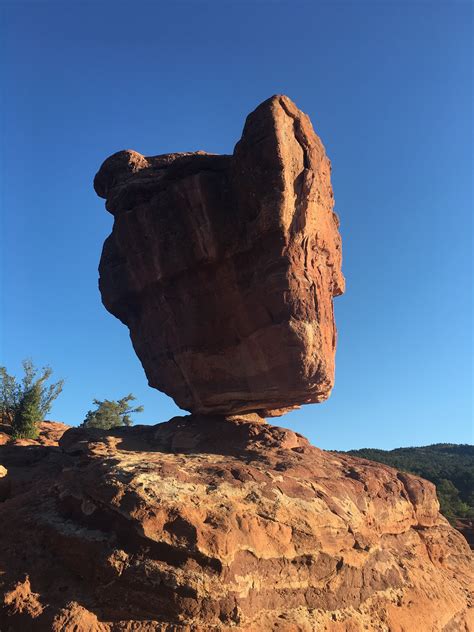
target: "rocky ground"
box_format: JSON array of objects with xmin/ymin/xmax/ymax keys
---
[{"xmin": 0, "ymin": 419, "xmax": 472, "ymax": 631}]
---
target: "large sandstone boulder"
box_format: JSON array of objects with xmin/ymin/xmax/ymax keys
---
[
  {"xmin": 0, "ymin": 419, "xmax": 472, "ymax": 630},
  {"xmin": 95, "ymin": 95, "xmax": 344, "ymax": 416}
]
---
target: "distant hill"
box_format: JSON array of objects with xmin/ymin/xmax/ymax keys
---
[{"xmin": 344, "ymin": 444, "xmax": 474, "ymax": 526}]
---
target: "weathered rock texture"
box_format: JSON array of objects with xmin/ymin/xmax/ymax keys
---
[
  {"xmin": 95, "ymin": 95, "xmax": 344, "ymax": 416},
  {"xmin": 0, "ymin": 420, "xmax": 472, "ymax": 631}
]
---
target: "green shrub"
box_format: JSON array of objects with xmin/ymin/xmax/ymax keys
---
[
  {"xmin": 11, "ymin": 383, "xmax": 42, "ymax": 439},
  {"xmin": 81, "ymin": 394, "xmax": 143, "ymax": 430},
  {"xmin": 0, "ymin": 360, "xmax": 64, "ymax": 440}
]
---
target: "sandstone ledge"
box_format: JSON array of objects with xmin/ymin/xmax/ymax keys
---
[{"xmin": 0, "ymin": 419, "xmax": 472, "ymax": 631}]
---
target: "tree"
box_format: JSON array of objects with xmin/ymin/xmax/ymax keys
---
[
  {"xmin": 81, "ymin": 394, "xmax": 143, "ymax": 430},
  {"xmin": 0, "ymin": 367, "xmax": 17, "ymax": 425},
  {"xmin": 436, "ymin": 479, "xmax": 474, "ymax": 523},
  {"xmin": 0, "ymin": 360, "xmax": 64, "ymax": 438},
  {"xmin": 11, "ymin": 383, "xmax": 42, "ymax": 439}
]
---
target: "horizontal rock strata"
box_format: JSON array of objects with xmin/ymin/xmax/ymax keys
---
[
  {"xmin": 0, "ymin": 420, "xmax": 472, "ymax": 631},
  {"xmin": 95, "ymin": 95, "xmax": 344, "ymax": 416}
]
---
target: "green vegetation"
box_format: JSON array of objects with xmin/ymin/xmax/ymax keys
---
[
  {"xmin": 0, "ymin": 360, "xmax": 64, "ymax": 439},
  {"xmin": 345, "ymin": 444, "xmax": 474, "ymax": 524},
  {"xmin": 81, "ymin": 394, "xmax": 144, "ymax": 430},
  {"xmin": 12, "ymin": 382, "xmax": 42, "ymax": 439}
]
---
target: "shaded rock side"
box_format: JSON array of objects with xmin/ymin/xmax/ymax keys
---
[
  {"xmin": 0, "ymin": 419, "xmax": 472, "ymax": 631},
  {"xmin": 95, "ymin": 95, "xmax": 345, "ymax": 416}
]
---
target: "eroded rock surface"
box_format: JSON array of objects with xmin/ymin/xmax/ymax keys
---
[
  {"xmin": 95, "ymin": 95, "xmax": 344, "ymax": 416},
  {"xmin": 0, "ymin": 420, "xmax": 472, "ymax": 631}
]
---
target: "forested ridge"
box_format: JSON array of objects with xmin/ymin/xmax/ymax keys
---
[{"xmin": 344, "ymin": 444, "xmax": 474, "ymax": 524}]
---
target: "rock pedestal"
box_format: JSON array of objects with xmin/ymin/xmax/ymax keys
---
[
  {"xmin": 95, "ymin": 95, "xmax": 344, "ymax": 417},
  {"xmin": 0, "ymin": 420, "xmax": 472, "ymax": 631}
]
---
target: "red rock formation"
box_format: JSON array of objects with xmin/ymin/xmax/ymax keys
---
[
  {"xmin": 95, "ymin": 95, "xmax": 344, "ymax": 417},
  {"xmin": 0, "ymin": 420, "xmax": 472, "ymax": 630},
  {"xmin": 2, "ymin": 96, "xmax": 469, "ymax": 631}
]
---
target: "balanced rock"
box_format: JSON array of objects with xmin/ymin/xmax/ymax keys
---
[
  {"xmin": 0, "ymin": 420, "xmax": 472, "ymax": 630},
  {"xmin": 95, "ymin": 95, "xmax": 344, "ymax": 416}
]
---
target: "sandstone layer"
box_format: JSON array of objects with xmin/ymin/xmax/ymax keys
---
[
  {"xmin": 95, "ymin": 95, "xmax": 344, "ymax": 416},
  {"xmin": 0, "ymin": 420, "xmax": 472, "ymax": 631}
]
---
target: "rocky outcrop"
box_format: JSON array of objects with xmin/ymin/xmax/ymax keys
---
[
  {"xmin": 0, "ymin": 420, "xmax": 472, "ymax": 631},
  {"xmin": 0, "ymin": 421, "xmax": 70, "ymax": 447},
  {"xmin": 3, "ymin": 94, "xmax": 468, "ymax": 631},
  {"xmin": 95, "ymin": 95, "xmax": 344, "ymax": 417}
]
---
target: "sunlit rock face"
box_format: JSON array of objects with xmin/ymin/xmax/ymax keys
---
[
  {"xmin": 1, "ymin": 419, "xmax": 473, "ymax": 631},
  {"xmin": 94, "ymin": 95, "xmax": 344, "ymax": 416}
]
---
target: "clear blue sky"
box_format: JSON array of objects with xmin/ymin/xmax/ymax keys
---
[{"xmin": 1, "ymin": 1, "xmax": 472, "ymax": 450}]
